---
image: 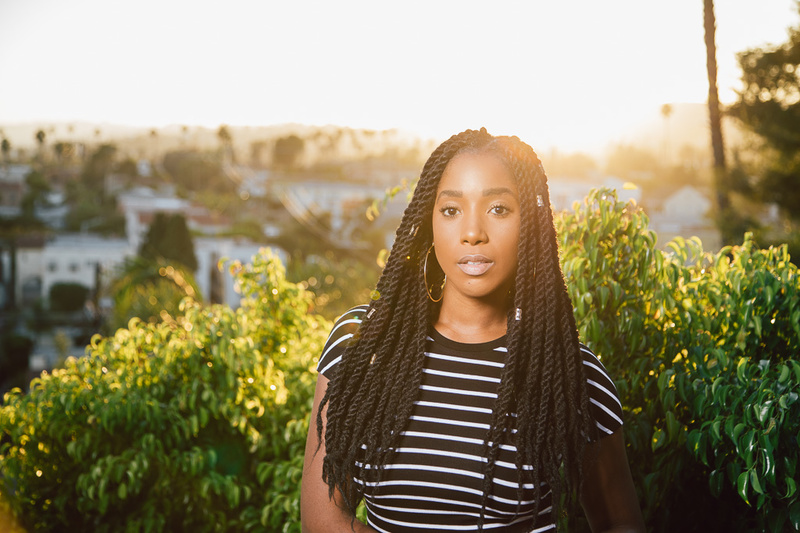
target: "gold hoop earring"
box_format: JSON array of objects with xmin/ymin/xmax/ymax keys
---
[{"xmin": 424, "ymin": 244, "xmax": 446, "ymax": 303}]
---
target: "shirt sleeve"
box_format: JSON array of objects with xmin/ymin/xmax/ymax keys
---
[
  {"xmin": 580, "ymin": 344, "xmax": 624, "ymax": 437},
  {"xmin": 316, "ymin": 304, "xmax": 370, "ymax": 378}
]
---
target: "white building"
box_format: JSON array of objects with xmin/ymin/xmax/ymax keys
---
[
  {"xmin": 647, "ymin": 185, "xmax": 720, "ymax": 250},
  {"xmin": 117, "ymin": 187, "xmax": 195, "ymax": 250},
  {"xmin": 0, "ymin": 163, "xmax": 30, "ymax": 218},
  {"xmin": 273, "ymin": 179, "xmax": 405, "ymax": 248},
  {"xmin": 39, "ymin": 234, "xmax": 133, "ymax": 305},
  {"xmin": 194, "ymin": 238, "xmax": 286, "ymax": 309}
]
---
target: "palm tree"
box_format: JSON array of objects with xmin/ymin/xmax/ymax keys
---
[
  {"xmin": 217, "ymin": 124, "xmax": 233, "ymax": 163},
  {"xmin": 1, "ymin": 138, "xmax": 10, "ymax": 164},
  {"xmin": 149, "ymin": 129, "xmax": 159, "ymax": 159},
  {"xmin": 35, "ymin": 129, "xmax": 46, "ymax": 163},
  {"xmin": 703, "ymin": 0, "xmax": 730, "ymax": 220},
  {"xmin": 661, "ymin": 103, "xmax": 673, "ymax": 165}
]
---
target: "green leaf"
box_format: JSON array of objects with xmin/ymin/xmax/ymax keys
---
[
  {"xmin": 737, "ymin": 471, "xmax": 751, "ymax": 505},
  {"xmin": 750, "ymin": 469, "xmax": 764, "ymax": 495},
  {"xmin": 711, "ymin": 419, "xmax": 722, "ymax": 442},
  {"xmin": 791, "ymin": 501, "xmax": 800, "ymax": 531},
  {"xmin": 651, "ymin": 428, "xmax": 665, "ymax": 452},
  {"xmin": 786, "ymin": 476, "xmax": 797, "ymax": 499},
  {"xmin": 665, "ymin": 410, "xmax": 680, "ymax": 442},
  {"xmin": 778, "ymin": 364, "xmax": 790, "ymax": 384},
  {"xmin": 737, "ymin": 358, "xmax": 749, "ymax": 382},
  {"xmin": 709, "ymin": 469, "xmax": 724, "ymax": 498}
]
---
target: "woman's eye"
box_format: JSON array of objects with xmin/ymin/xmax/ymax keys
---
[
  {"xmin": 490, "ymin": 204, "xmax": 510, "ymax": 216},
  {"xmin": 440, "ymin": 206, "xmax": 459, "ymax": 217}
]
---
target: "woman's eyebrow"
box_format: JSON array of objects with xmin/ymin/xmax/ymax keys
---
[
  {"xmin": 437, "ymin": 189, "xmax": 462, "ymax": 201},
  {"xmin": 483, "ymin": 187, "xmax": 517, "ymax": 198},
  {"xmin": 436, "ymin": 187, "xmax": 517, "ymax": 201}
]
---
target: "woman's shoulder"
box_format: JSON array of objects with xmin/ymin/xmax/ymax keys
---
[
  {"xmin": 316, "ymin": 304, "xmax": 370, "ymax": 377},
  {"xmin": 579, "ymin": 343, "xmax": 624, "ymax": 437}
]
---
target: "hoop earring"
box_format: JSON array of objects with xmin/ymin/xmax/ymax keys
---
[{"xmin": 424, "ymin": 244, "xmax": 446, "ymax": 303}]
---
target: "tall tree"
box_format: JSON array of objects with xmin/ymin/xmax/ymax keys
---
[
  {"xmin": 726, "ymin": 7, "xmax": 800, "ymax": 259},
  {"xmin": 21, "ymin": 170, "xmax": 50, "ymax": 221},
  {"xmin": 82, "ymin": 143, "xmax": 117, "ymax": 192},
  {"xmin": 139, "ymin": 212, "xmax": 198, "ymax": 272},
  {"xmin": 35, "ymin": 129, "xmax": 46, "ymax": 163},
  {"xmin": 217, "ymin": 124, "xmax": 234, "ymax": 163},
  {"xmin": 273, "ymin": 134, "xmax": 305, "ymax": 170},
  {"xmin": 1, "ymin": 138, "xmax": 10, "ymax": 163},
  {"xmin": 703, "ymin": 0, "xmax": 731, "ymax": 240},
  {"xmin": 728, "ymin": 7, "xmax": 800, "ymax": 215}
]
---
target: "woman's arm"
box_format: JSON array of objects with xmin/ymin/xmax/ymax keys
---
[
  {"xmin": 580, "ymin": 429, "xmax": 646, "ymax": 533},
  {"xmin": 301, "ymin": 375, "xmax": 376, "ymax": 533}
]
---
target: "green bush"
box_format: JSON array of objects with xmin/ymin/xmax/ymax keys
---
[
  {"xmin": 3, "ymin": 190, "xmax": 799, "ymax": 532},
  {"xmin": 0, "ymin": 250, "xmax": 329, "ymax": 532},
  {"xmin": 48, "ymin": 282, "xmax": 90, "ymax": 313},
  {"xmin": 558, "ymin": 189, "xmax": 800, "ymax": 532}
]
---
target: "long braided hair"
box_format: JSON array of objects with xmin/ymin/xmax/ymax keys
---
[{"xmin": 317, "ymin": 128, "xmax": 596, "ymax": 528}]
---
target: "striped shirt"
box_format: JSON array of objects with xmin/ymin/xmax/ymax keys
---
[{"xmin": 317, "ymin": 305, "xmax": 624, "ymax": 533}]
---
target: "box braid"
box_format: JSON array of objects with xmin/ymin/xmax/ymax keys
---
[{"xmin": 317, "ymin": 128, "xmax": 597, "ymax": 528}]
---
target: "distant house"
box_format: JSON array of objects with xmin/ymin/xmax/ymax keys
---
[
  {"xmin": 273, "ymin": 179, "xmax": 405, "ymax": 249},
  {"xmin": 117, "ymin": 187, "xmax": 231, "ymax": 251},
  {"xmin": 8, "ymin": 233, "xmax": 133, "ymax": 311},
  {"xmin": 40, "ymin": 234, "xmax": 132, "ymax": 308},
  {"xmin": 0, "ymin": 164, "xmax": 30, "ymax": 217},
  {"xmin": 646, "ymin": 185, "xmax": 720, "ymax": 250},
  {"xmin": 194, "ymin": 238, "xmax": 286, "ymax": 309}
]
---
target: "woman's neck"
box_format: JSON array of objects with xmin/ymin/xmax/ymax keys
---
[{"xmin": 433, "ymin": 292, "xmax": 511, "ymax": 344}]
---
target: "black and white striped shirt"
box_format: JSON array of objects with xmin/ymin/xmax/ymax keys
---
[{"xmin": 317, "ymin": 305, "xmax": 624, "ymax": 533}]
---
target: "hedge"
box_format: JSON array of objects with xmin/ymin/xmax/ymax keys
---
[{"xmin": 1, "ymin": 250, "xmax": 327, "ymax": 532}]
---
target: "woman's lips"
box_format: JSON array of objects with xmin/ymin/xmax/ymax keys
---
[{"xmin": 457, "ymin": 255, "xmax": 494, "ymax": 276}]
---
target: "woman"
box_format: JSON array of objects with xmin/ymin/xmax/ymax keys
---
[{"xmin": 301, "ymin": 129, "xmax": 645, "ymax": 532}]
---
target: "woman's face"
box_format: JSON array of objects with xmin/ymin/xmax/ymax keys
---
[{"xmin": 431, "ymin": 151, "xmax": 521, "ymax": 304}]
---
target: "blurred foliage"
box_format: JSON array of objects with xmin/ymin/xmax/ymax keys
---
[
  {"xmin": 82, "ymin": 144, "xmax": 117, "ymax": 192},
  {"xmin": 0, "ymin": 334, "xmax": 34, "ymax": 394},
  {"xmin": 139, "ymin": 212, "xmax": 198, "ymax": 273},
  {"xmin": 48, "ymin": 282, "xmax": 89, "ymax": 313},
  {"xmin": 162, "ymin": 150, "xmax": 234, "ymax": 195},
  {"xmin": 285, "ymin": 251, "xmax": 379, "ymax": 321},
  {"xmin": 62, "ymin": 144, "xmax": 127, "ymax": 236},
  {"xmin": 544, "ymin": 151, "xmax": 598, "ymax": 179},
  {"xmin": 0, "ymin": 250, "xmax": 328, "ymax": 532},
  {"xmin": 109, "ymin": 256, "xmax": 201, "ymax": 332},
  {"xmin": 604, "ymin": 144, "xmax": 661, "ymax": 181},
  {"xmin": 725, "ymin": 7, "xmax": 800, "ymax": 256},
  {"xmin": 20, "ymin": 170, "xmax": 50, "ymax": 222},
  {"xmin": 558, "ymin": 189, "xmax": 800, "ymax": 532},
  {"xmin": 272, "ymin": 135, "xmax": 305, "ymax": 170}
]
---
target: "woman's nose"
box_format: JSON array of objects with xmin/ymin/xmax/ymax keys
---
[{"xmin": 461, "ymin": 215, "xmax": 488, "ymax": 245}]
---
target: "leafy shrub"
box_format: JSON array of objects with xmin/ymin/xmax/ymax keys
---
[
  {"xmin": 0, "ymin": 250, "xmax": 329, "ymax": 532},
  {"xmin": 557, "ymin": 189, "xmax": 800, "ymax": 532},
  {"xmin": 109, "ymin": 257, "xmax": 202, "ymax": 331},
  {"xmin": 4, "ymin": 189, "xmax": 800, "ymax": 532},
  {"xmin": 48, "ymin": 283, "xmax": 89, "ymax": 313}
]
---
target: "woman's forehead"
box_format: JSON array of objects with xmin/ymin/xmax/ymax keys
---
[{"xmin": 438, "ymin": 152, "xmax": 516, "ymax": 191}]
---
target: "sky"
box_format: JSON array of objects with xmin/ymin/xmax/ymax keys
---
[{"xmin": 0, "ymin": 0, "xmax": 797, "ymax": 153}]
